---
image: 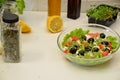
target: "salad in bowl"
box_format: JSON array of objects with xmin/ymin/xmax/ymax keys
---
[{"xmin": 57, "ymin": 24, "xmax": 120, "ymax": 66}]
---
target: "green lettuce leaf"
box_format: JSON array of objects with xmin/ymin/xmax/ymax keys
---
[
  {"xmin": 0, "ymin": 0, "xmax": 25, "ymax": 14},
  {"xmin": 106, "ymin": 36, "xmax": 119, "ymax": 51},
  {"xmin": 62, "ymin": 28, "xmax": 89, "ymax": 47},
  {"xmin": 16, "ymin": 0, "xmax": 25, "ymax": 14}
]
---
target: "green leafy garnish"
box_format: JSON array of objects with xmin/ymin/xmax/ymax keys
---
[
  {"xmin": 62, "ymin": 28, "xmax": 89, "ymax": 47},
  {"xmin": 106, "ymin": 36, "xmax": 119, "ymax": 51},
  {"xmin": 96, "ymin": 38, "xmax": 102, "ymax": 44},
  {"xmin": 106, "ymin": 36, "xmax": 117, "ymax": 41},
  {"xmin": 87, "ymin": 5, "xmax": 119, "ymax": 20},
  {"xmin": 0, "ymin": 0, "xmax": 25, "ymax": 14},
  {"xmin": 16, "ymin": 0, "xmax": 25, "ymax": 14},
  {"xmin": 70, "ymin": 28, "xmax": 89, "ymax": 37},
  {"xmin": 0, "ymin": 0, "xmax": 6, "ymax": 8},
  {"xmin": 93, "ymin": 52, "xmax": 100, "ymax": 58},
  {"xmin": 84, "ymin": 53, "xmax": 90, "ymax": 58},
  {"xmin": 0, "ymin": 0, "xmax": 6, "ymax": 3}
]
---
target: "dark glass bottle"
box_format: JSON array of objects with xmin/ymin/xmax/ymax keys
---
[{"xmin": 67, "ymin": 0, "xmax": 81, "ymax": 19}]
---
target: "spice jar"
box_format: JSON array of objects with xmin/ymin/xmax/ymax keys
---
[
  {"xmin": 1, "ymin": 13, "xmax": 20, "ymax": 63},
  {"xmin": 1, "ymin": 1, "xmax": 19, "ymax": 15}
]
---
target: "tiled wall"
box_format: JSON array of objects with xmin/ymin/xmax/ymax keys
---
[{"xmin": 25, "ymin": 0, "xmax": 120, "ymax": 12}]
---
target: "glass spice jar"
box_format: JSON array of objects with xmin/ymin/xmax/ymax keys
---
[
  {"xmin": 1, "ymin": 13, "xmax": 20, "ymax": 63},
  {"xmin": 1, "ymin": 1, "xmax": 19, "ymax": 15}
]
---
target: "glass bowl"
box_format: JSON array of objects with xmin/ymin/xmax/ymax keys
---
[{"xmin": 57, "ymin": 24, "xmax": 120, "ymax": 66}]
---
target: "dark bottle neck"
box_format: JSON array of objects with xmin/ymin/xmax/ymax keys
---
[{"xmin": 7, "ymin": 0, "xmax": 16, "ymax": 1}]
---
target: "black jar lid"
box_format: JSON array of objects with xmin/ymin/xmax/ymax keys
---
[{"xmin": 2, "ymin": 13, "xmax": 19, "ymax": 23}]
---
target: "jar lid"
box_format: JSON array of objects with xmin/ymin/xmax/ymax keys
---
[{"xmin": 2, "ymin": 13, "xmax": 19, "ymax": 23}]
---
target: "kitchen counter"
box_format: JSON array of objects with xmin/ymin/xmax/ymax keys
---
[{"xmin": 0, "ymin": 11, "xmax": 120, "ymax": 80}]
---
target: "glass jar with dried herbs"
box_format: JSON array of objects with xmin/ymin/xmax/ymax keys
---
[
  {"xmin": 1, "ymin": 13, "xmax": 20, "ymax": 63},
  {"xmin": 1, "ymin": 1, "xmax": 19, "ymax": 15}
]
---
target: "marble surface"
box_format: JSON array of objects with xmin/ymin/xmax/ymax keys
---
[{"xmin": 0, "ymin": 11, "xmax": 120, "ymax": 80}]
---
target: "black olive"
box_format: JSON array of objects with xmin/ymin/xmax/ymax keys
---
[
  {"xmin": 70, "ymin": 47, "xmax": 77, "ymax": 54},
  {"xmin": 85, "ymin": 46, "xmax": 92, "ymax": 52},
  {"xmin": 101, "ymin": 41, "xmax": 109, "ymax": 46},
  {"xmin": 104, "ymin": 47, "xmax": 110, "ymax": 52},
  {"xmin": 78, "ymin": 50, "xmax": 85, "ymax": 56},
  {"xmin": 100, "ymin": 33, "xmax": 106, "ymax": 39},
  {"xmin": 92, "ymin": 47, "xmax": 99, "ymax": 52},
  {"xmin": 82, "ymin": 35, "xmax": 87, "ymax": 41},
  {"xmin": 87, "ymin": 38, "xmax": 94, "ymax": 43},
  {"xmin": 74, "ymin": 45, "xmax": 79, "ymax": 49}
]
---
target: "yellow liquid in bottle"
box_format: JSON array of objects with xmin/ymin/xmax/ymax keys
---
[{"xmin": 48, "ymin": 0, "xmax": 61, "ymax": 16}]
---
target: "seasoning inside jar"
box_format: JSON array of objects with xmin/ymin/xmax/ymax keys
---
[{"xmin": 1, "ymin": 13, "xmax": 20, "ymax": 63}]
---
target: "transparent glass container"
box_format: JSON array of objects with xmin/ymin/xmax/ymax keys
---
[
  {"xmin": 1, "ymin": 1, "xmax": 19, "ymax": 15},
  {"xmin": 48, "ymin": 0, "xmax": 61, "ymax": 16},
  {"xmin": 1, "ymin": 13, "xmax": 20, "ymax": 63},
  {"xmin": 57, "ymin": 24, "xmax": 120, "ymax": 66}
]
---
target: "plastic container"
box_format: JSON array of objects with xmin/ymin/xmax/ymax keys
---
[{"xmin": 87, "ymin": 4, "xmax": 119, "ymax": 27}]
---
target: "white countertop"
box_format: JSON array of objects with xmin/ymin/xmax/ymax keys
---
[{"xmin": 0, "ymin": 11, "xmax": 120, "ymax": 80}]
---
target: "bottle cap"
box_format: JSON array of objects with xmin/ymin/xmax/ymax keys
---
[{"xmin": 2, "ymin": 13, "xmax": 19, "ymax": 23}]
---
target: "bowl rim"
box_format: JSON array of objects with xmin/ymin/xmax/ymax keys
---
[{"xmin": 57, "ymin": 23, "xmax": 120, "ymax": 61}]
